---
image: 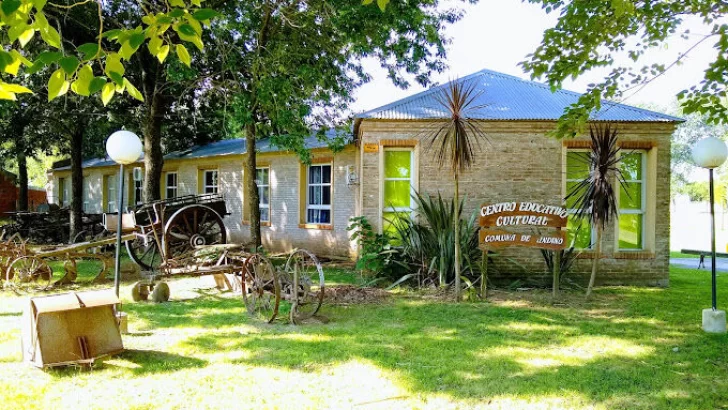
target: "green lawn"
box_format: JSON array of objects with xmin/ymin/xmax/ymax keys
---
[
  {"xmin": 1, "ymin": 266, "xmax": 727, "ymax": 409},
  {"xmin": 670, "ymin": 250, "xmax": 699, "ymax": 259}
]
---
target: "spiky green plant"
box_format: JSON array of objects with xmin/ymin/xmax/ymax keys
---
[
  {"xmin": 390, "ymin": 191, "xmax": 481, "ymax": 288},
  {"xmin": 565, "ymin": 124, "xmax": 626, "ymax": 299},
  {"xmin": 422, "ymin": 79, "xmax": 488, "ymax": 301}
]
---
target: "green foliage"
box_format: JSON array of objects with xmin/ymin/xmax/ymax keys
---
[
  {"xmin": 522, "ymin": 0, "xmax": 728, "ymax": 136},
  {"xmin": 0, "ymin": 0, "xmax": 219, "ymax": 102},
  {"xmin": 391, "ymin": 191, "xmax": 482, "ymax": 288},
  {"xmin": 347, "ymin": 216, "xmax": 402, "ymax": 278}
]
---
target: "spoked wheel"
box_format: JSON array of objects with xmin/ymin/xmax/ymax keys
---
[
  {"xmin": 126, "ymin": 235, "xmax": 163, "ymax": 271},
  {"xmin": 242, "ymin": 254, "xmax": 280, "ymax": 323},
  {"xmin": 163, "ymin": 205, "xmax": 227, "ymax": 261},
  {"xmin": 5, "ymin": 256, "xmax": 52, "ymax": 293},
  {"xmin": 284, "ymin": 249, "xmax": 325, "ymax": 324}
]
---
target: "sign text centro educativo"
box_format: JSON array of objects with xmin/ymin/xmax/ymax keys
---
[{"xmin": 479, "ymin": 201, "xmax": 568, "ymax": 229}]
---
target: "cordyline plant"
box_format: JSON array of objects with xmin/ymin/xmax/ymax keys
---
[
  {"xmin": 565, "ymin": 124, "xmax": 626, "ymax": 299},
  {"xmin": 422, "ymin": 79, "xmax": 488, "ymax": 301}
]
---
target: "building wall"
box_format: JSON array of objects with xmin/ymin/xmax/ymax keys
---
[
  {"xmin": 0, "ymin": 173, "xmax": 17, "ymax": 215},
  {"xmin": 48, "ymin": 147, "xmax": 359, "ymax": 257},
  {"xmin": 358, "ymin": 120, "xmax": 675, "ymax": 287}
]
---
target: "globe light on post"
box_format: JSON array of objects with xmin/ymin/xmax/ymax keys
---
[
  {"xmin": 106, "ymin": 131, "xmax": 143, "ymax": 298},
  {"xmin": 692, "ymin": 136, "xmax": 728, "ymax": 333}
]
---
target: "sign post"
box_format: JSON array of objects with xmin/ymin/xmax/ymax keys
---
[{"xmin": 478, "ymin": 201, "xmax": 568, "ymax": 298}]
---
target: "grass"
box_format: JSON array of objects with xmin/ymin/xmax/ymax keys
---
[
  {"xmin": 1, "ymin": 265, "xmax": 727, "ymax": 409},
  {"xmin": 670, "ymin": 250, "xmax": 699, "ymax": 259}
]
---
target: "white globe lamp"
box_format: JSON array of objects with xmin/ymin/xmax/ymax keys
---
[
  {"xmin": 691, "ymin": 136, "xmax": 728, "ymax": 334},
  {"xmin": 106, "ymin": 130, "xmax": 142, "ymax": 298},
  {"xmin": 106, "ymin": 130, "xmax": 143, "ymax": 165}
]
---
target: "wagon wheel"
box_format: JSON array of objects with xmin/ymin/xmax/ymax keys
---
[
  {"xmin": 242, "ymin": 254, "xmax": 280, "ymax": 323},
  {"xmin": 163, "ymin": 204, "xmax": 227, "ymax": 261},
  {"xmin": 284, "ymin": 249, "xmax": 325, "ymax": 324},
  {"xmin": 126, "ymin": 236, "xmax": 163, "ymax": 271},
  {"xmin": 5, "ymin": 256, "xmax": 52, "ymax": 293}
]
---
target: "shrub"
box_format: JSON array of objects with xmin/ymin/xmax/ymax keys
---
[
  {"xmin": 347, "ymin": 216, "xmax": 403, "ymax": 280},
  {"xmin": 390, "ymin": 191, "xmax": 482, "ymax": 288}
]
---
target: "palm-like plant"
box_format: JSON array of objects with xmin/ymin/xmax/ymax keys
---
[
  {"xmin": 423, "ymin": 79, "xmax": 488, "ymax": 301},
  {"xmin": 565, "ymin": 124, "xmax": 625, "ymax": 299}
]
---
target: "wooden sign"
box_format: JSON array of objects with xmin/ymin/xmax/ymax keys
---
[
  {"xmin": 479, "ymin": 228, "xmax": 567, "ymax": 251},
  {"xmin": 364, "ymin": 143, "xmax": 379, "ymax": 153},
  {"xmin": 480, "ymin": 201, "xmax": 568, "ymax": 228}
]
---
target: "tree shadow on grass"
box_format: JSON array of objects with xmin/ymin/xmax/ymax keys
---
[
  {"xmin": 46, "ymin": 349, "xmax": 207, "ymax": 378},
  {"xmin": 178, "ymin": 299, "xmax": 727, "ymax": 409}
]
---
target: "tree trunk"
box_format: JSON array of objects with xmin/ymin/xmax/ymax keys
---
[
  {"xmin": 16, "ymin": 151, "xmax": 28, "ymax": 212},
  {"xmin": 143, "ymin": 91, "xmax": 166, "ymax": 203},
  {"xmin": 245, "ymin": 123, "xmax": 261, "ymax": 250},
  {"xmin": 454, "ymin": 172, "xmax": 461, "ymax": 302},
  {"xmin": 585, "ymin": 225, "xmax": 602, "ymax": 299},
  {"xmin": 552, "ymin": 248, "xmax": 561, "ymax": 300},
  {"xmin": 69, "ymin": 128, "xmax": 84, "ymax": 242}
]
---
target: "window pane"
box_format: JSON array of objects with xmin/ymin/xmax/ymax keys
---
[
  {"xmin": 309, "ymin": 186, "xmax": 322, "ymax": 205},
  {"xmin": 321, "ymin": 165, "xmax": 331, "ymax": 183},
  {"xmin": 567, "ymin": 217, "xmax": 592, "ymax": 249},
  {"xmin": 383, "ymin": 212, "xmax": 409, "ymax": 236},
  {"xmin": 566, "ymin": 181, "xmax": 584, "ymax": 209},
  {"xmin": 619, "ymin": 214, "xmax": 643, "ymax": 249},
  {"xmin": 259, "ymin": 186, "xmax": 269, "ymax": 205},
  {"xmin": 620, "ymin": 182, "xmax": 642, "ymax": 210},
  {"xmin": 260, "ymin": 208, "xmax": 269, "ymax": 222},
  {"xmin": 322, "ymin": 186, "xmax": 331, "ymax": 205},
  {"xmin": 620, "ymin": 153, "xmax": 642, "ymax": 180},
  {"xmin": 167, "ymin": 188, "xmax": 176, "ymax": 199},
  {"xmin": 566, "ymin": 152, "xmax": 590, "ymax": 180},
  {"xmin": 384, "ymin": 180, "xmax": 411, "ymax": 209},
  {"xmin": 256, "ymin": 168, "xmax": 268, "ymax": 185},
  {"xmin": 167, "ymin": 173, "xmax": 176, "ymax": 186},
  {"xmin": 384, "ymin": 151, "xmax": 411, "ymax": 178},
  {"xmin": 307, "ymin": 209, "xmax": 330, "ymax": 224},
  {"xmin": 309, "ymin": 166, "xmax": 321, "ymax": 184}
]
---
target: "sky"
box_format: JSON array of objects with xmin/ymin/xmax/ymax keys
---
[{"xmin": 350, "ymin": 0, "xmax": 722, "ymax": 114}]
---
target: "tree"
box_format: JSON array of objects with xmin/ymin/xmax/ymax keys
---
[
  {"xmin": 421, "ymin": 79, "xmax": 488, "ymax": 301},
  {"xmin": 521, "ymin": 1, "xmax": 728, "ymax": 137},
  {"xmin": 218, "ymin": 0, "xmax": 470, "ymax": 249},
  {"xmin": 566, "ymin": 124, "xmax": 626, "ymax": 299},
  {"xmin": 0, "ymin": 0, "xmax": 218, "ymax": 103}
]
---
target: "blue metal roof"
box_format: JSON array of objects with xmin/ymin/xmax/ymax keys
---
[
  {"xmin": 355, "ymin": 69, "xmax": 683, "ymax": 123},
  {"xmin": 53, "ymin": 129, "xmax": 350, "ymax": 171}
]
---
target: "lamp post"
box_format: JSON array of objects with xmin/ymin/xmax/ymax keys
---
[
  {"xmin": 692, "ymin": 136, "xmax": 728, "ymax": 334},
  {"xmin": 106, "ymin": 130, "xmax": 143, "ymax": 297}
]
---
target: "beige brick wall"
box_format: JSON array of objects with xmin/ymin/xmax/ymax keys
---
[
  {"xmin": 48, "ymin": 147, "xmax": 359, "ymax": 258},
  {"xmin": 358, "ymin": 120, "xmax": 676, "ymax": 286}
]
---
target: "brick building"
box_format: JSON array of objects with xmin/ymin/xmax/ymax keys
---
[
  {"xmin": 47, "ymin": 69, "xmax": 682, "ymax": 285},
  {"xmin": 0, "ymin": 170, "xmax": 47, "ymax": 214}
]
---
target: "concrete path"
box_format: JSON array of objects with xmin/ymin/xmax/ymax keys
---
[{"xmin": 670, "ymin": 257, "xmax": 728, "ymax": 272}]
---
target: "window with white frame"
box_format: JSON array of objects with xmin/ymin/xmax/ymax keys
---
[
  {"xmin": 165, "ymin": 172, "xmax": 178, "ymax": 199},
  {"xmin": 382, "ymin": 148, "xmax": 414, "ymax": 234},
  {"xmin": 105, "ymin": 175, "xmax": 117, "ymax": 212},
  {"xmin": 58, "ymin": 177, "xmax": 70, "ymax": 207},
  {"xmin": 618, "ymin": 151, "xmax": 647, "ymax": 250},
  {"xmin": 256, "ymin": 167, "xmax": 270, "ymax": 222},
  {"xmin": 306, "ymin": 164, "xmax": 332, "ymax": 224},
  {"xmin": 203, "ymin": 170, "xmax": 218, "ymax": 194},
  {"xmin": 132, "ymin": 169, "xmax": 143, "ymax": 206},
  {"xmin": 565, "ymin": 150, "xmax": 594, "ymax": 249},
  {"xmin": 82, "ymin": 182, "xmax": 90, "ymax": 213}
]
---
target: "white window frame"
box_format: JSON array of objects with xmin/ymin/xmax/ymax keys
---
[
  {"xmin": 306, "ymin": 163, "xmax": 332, "ymax": 225},
  {"xmin": 382, "ymin": 148, "xmax": 416, "ymax": 224},
  {"xmin": 82, "ymin": 181, "xmax": 90, "ymax": 213},
  {"xmin": 565, "ymin": 149, "xmax": 596, "ymax": 249},
  {"xmin": 106, "ymin": 175, "xmax": 117, "ymax": 212},
  {"xmin": 133, "ymin": 179, "xmax": 143, "ymax": 206},
  {"xmin": 165, "ymin": 172, "xmax": 178, "ymax": 199},
  {"xmin": 617, "ymin": 150, "xmax": 647, "ymax": 251},
  {"xmin": 203, "ymin": 170, "xmax": 219, "ymax": 194},
  {"xmin": 256, "ymin": 167, "xmax": 270, "ymax": 223},
  {"xmin": 58, "ymin": 177, "xmax": 69, "ymax": 207}
]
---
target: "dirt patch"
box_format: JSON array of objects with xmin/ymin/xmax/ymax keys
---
[{"xmin": 324, "ymin": 285, "xmax": 390, "ymax": 304}]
